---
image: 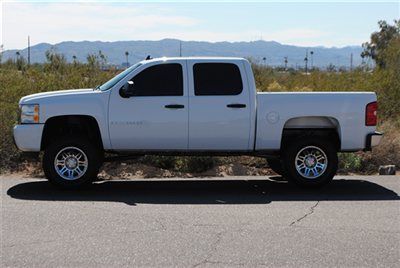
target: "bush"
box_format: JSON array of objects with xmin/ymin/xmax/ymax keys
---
[{"xmin": 339, "ymin": 153, "xmax": 363, "ymax": 173}]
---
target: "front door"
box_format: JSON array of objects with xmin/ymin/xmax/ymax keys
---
[{"xmin": 109, "ymin": 61, "xmax": 188, "ymax": 150}]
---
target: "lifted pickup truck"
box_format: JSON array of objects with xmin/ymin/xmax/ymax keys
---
[{"xmin": 14, "ymin": 57, "xmax": 382, "ymax": 188}]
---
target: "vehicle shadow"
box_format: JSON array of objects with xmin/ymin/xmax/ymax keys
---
[{"xmin": 6, "ymin": 177, "xmax": 399, "ymax": 206}]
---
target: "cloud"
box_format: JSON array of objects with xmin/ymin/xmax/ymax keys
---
[
  {"xmin": 1, "ymin": 2, "xmax": 366, "ymax": 49},
  {"xmin": 2, "ymin": 2, "xmax": 199, "ymax": 49}
]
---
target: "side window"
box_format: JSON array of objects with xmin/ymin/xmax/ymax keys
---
[
  {"xmin": 131, "ymin": 63, "xmax": 183, "ymax": 96},
  {"xmin": 193, "ymin": 63, "xmax": 243, "ymax": 95}
]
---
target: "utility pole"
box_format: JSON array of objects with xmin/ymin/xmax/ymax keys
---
[
  {"xmin": 27, "ymin": 36, "xmax": 31, "ymax": 66},
  {"xmin": 350, "ymin": 53, "xmax": 353, "ymax": 71}
]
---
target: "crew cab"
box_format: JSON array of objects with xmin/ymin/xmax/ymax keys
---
[{"xmin": 13, "ymin": 57, "xmax": 382, "ymax": 188}]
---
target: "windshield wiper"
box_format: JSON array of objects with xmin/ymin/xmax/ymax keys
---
[{"xmin": 93, "ymin": 85, "xmax": 101, "ymax": 91}]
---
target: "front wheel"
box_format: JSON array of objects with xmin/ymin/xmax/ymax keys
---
[
  {"xmin": 43, "ymin": 137, "xmax": 103, "ymax": 189},
  {"xmin": 282, "ymin": 138, "xmax": 338, "ymax": 187}
]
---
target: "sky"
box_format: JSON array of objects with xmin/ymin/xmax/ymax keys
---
[{"xmin": 1, "ymin": 0, "xmax": 399, "ymax": 50}]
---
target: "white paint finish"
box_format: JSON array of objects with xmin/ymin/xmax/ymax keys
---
[
  {"xmin": 19, "ymin": 89, "xmax": 112, "ymax": 150},
  {"xmin": 187, "ymin": 59, "xmax": 252, "ymax": 150},
  {"xmin": 108, "ymin": 60, "xmax": 189, "ymax": 150},
  {"xmin": 255, "ymin": 92, "xmax": 377, "ymax": 151},
  {"xmin": 14, "ymin": 57, "xmax": 380, "ymax": 154},
  {"xmin": 13, "ymin": 124, "xmax": 44, "ymax": 151}
]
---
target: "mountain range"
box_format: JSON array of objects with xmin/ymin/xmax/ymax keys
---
[{"xmin": 2, "ymin": 39, "xmax": 364, "ymax": 68}]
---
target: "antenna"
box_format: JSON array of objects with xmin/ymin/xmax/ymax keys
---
[
  {"xmin": 179, "ymin": 41, "xmax": 182, "ymax": 57},
  {"xmin": 28, "ymin": 36, "xmax": 31, "ymax": 65}
]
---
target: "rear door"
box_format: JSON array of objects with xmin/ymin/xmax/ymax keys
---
[{"xmin": 187, "ymin": 60, "xmax": 251, "ymax": 151}]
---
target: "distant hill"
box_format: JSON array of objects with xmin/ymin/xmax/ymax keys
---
[{"xmin": 2, "ymin": 39, "xmax": 364, "ymax": 68}]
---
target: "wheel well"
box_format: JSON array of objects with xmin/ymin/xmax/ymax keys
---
[
  {"xmin": 284, "ymin": 116, "xmax": 340, "ymax": 129},
  {"xmin": 41, "ymin": 115, "xmax": 103, "ymax": 151},
  {"xmin": 281, "ymin": 128, "xmax": 341, "ymax": 151}
]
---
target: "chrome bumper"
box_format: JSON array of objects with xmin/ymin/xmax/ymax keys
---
[{"xmin": 365, "ymin": 131, "xmax": 383, "ymax": 151}]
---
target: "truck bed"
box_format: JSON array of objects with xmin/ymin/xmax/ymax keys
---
[{"xmin": 255, "ymin": 91, "xmax": 377, "ymax": 151}]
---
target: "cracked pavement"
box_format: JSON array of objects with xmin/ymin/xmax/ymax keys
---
[{"xmin": 1, "ymin": 175, "xmax": 400, "ymax": 267}]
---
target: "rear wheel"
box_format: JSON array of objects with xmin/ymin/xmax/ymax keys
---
[
  {"xmin": 282, "ymin": 138, "xmax": 338, "ymax": 187},
  {"xmin": 43, "ymin": 137, "xmax": 103, "ymax": 189}
]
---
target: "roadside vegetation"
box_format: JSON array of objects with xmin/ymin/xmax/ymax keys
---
[{"xmin": 1, "ymin": 20, "xmax": 399, "ymax": 175}]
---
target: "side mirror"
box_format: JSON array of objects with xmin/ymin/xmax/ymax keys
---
[{"xmin": 119, "ymin": 81, "xmax": 135, "ymax": 98}]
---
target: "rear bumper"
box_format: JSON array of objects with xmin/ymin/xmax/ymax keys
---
[
  {"xmin": 365, "ymin": 131, "xmax": 383, "ymax": 151},
  {"xmin": 13, "ymin": 124, "xmax": 44, "ymax": 152}
]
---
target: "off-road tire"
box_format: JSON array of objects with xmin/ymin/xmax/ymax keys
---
[
  {"xmin": 282, "ymin": 137, "xmax": 338, "ymax": 188},
  {"xmin": 43, "ymin": 137, "xmax": 103, "ymax": 189}
]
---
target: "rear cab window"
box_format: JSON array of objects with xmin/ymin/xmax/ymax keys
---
[{"xmin": 193, "ymin": 63, "xmax": 243, "ymax": 95}]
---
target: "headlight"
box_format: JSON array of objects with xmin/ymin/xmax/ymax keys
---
[{"xmin": 20, "ymin": 104, "xmax": 40, "ymax": 124}]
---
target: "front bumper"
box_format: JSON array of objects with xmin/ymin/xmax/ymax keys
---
[
  {"xmin": 365, "ymin": 131, "xmax": 383, "ymax": 151},
  {"xmin": 13, "ymin": 124, "xmax": 44, "ymax": 152}
]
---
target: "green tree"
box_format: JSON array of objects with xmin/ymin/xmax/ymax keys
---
[
  {"xmin": 98, "ymin": 50, "xmax": 107, "ymax": 69},
  {"xmin": 72, "ymin": 55, "xmax": 78, "ymax": 66},
  {"xmin": 45, "ymin": 48, "xmax": 67, "ymax": 72},
  {"xmin": 86, "ymin": 53, "xmax": 100, "ymax": 70},
  {"xmin": 362, "ymin": 20, "xmax": 400, "ymax": 68},
  {"xmin": 125, "ymin": 51, "xmax": 129, "ymax": 67},
  {"xmin": 15, "ymin": 51, "xmax": 26, "ymax": 71}
]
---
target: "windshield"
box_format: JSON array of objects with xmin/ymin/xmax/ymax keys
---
[{"xmin": 99, "ymin": 63, "xmax": 142, "ymax": 91}]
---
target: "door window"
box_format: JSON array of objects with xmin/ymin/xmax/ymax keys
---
[
  {"xmin": 193, "ymin": 63, "xmax": 243, "ymax": 95},
  {"xmin": 131, "ymin": 63, "xmax": 183, "ymax": 96}
]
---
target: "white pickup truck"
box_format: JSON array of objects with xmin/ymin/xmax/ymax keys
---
[{"xmin": 14, "ymin": 57, "xmax": 382, "ymax": 188}]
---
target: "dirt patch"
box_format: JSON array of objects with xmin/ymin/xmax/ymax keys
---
[{"xmin": 98, "ymin": 157, "xmax": 276, "ymax": 180}]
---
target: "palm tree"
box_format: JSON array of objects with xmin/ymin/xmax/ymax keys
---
[
  {"xmin": 72, "ymin": 55, "xmax": 77, "ymax": 66},
  {"xmin": 125, "ymin": 51, "xmax": 129, "ymax": 68},
  {"xmin": 310, "ymin": 51, "xmax": 314, "ymax": 70},
  {"xmin": 284, "ymin": 56, "xmax": 288, "ymax": 70}
]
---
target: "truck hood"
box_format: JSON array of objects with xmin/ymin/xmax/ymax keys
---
[{"xmin": 19, "ymin": 88, "xmax": 96, "ymax": 105}]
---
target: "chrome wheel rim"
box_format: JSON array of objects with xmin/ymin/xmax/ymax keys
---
[
  {"xmin": 295, "ymin": 146, "xmax": 328, "ymax": 179},
  {"xmin": 54, "ymin": 147, "xmax": 88, "ymax": 180}
]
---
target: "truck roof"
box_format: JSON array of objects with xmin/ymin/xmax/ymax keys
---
[{"xmin": 142, "ymin": 56, "xmax": 247, "ymax": 63}]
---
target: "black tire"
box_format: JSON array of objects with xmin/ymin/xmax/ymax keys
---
[
  {"xmin": 43, "ymin": 137, "xmax": 103, "ymax": 189},
  {"xmin": 267, "ymin": 159, "xmax": 284, "ymax": 175},
  {"xmin": 282, "ymin": 137, "xmax": 338, "ymax": 187}
]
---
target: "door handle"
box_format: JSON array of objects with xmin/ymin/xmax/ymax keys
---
[
  {"xmin": 165, "ymin": 104, "xmax": 185, "ymax": 109},
  {"xmin": 227, "ymin": 103, "xmax": 246, "ymax": 108}
]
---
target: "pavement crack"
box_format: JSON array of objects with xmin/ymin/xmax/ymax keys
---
[
  {"xmin": 290, "ymin": 201, "xmax": 320, "ymax": 226},
  {"xmin": 192, "ymin": 230, "xmax": 225, "ymax": 268}
]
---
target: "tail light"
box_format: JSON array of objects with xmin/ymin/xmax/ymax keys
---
[{"xmin": 366, "ymin": 101, "xmax": 377, "ymax": 126}]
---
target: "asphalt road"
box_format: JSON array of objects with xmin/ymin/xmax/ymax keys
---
[{"xmin": 1, "ymin": 175, "xmax": 399, "ymax": 267}]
